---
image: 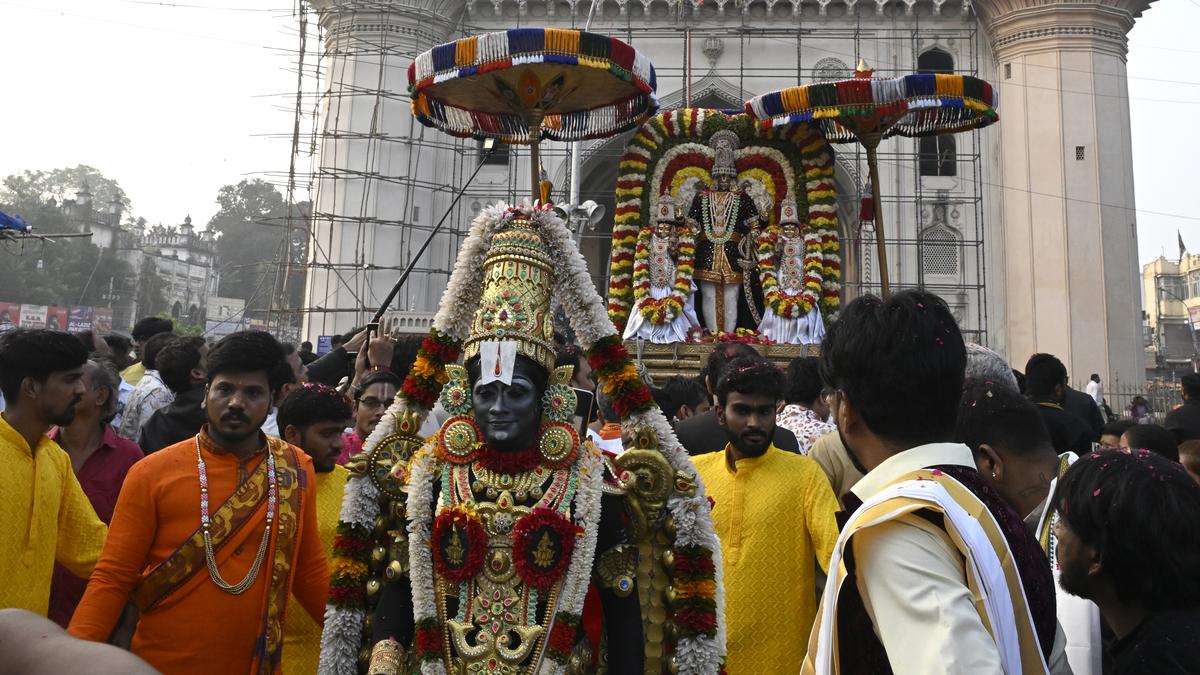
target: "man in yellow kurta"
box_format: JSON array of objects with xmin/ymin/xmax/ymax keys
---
[
  {"xmin": 693, "ymin": 355, "xmax": 839, "ymax": 673},
  {"xmin": 277, "ymin": 383, "xmax": 354, "ymax": 674},
  {"xmin": 0, "ymin": 329, "xmax": 107, "ymax": 615}
]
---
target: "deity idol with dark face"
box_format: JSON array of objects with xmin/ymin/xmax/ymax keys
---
[{"xmin": 318, "ymin": 208, "xmax": 725, "ymax": 675}]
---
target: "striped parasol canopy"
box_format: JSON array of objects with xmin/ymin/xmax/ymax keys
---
[
  {"xmin": 408, "ymin": 29, "xmax": 659, "ymax": 146},
  {"xmin": 744, "ymin": 63, "xmax": 996, "ymax": 143},
  {"xmin": 743, "ymin": 60, "xmax": 998, "ymax": 296}
]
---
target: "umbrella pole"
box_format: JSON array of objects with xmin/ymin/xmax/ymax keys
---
[
  {"xmin": 527, "ymin": 112, "xmax": 544, "ymax": 204},
  {"xmin": 863, "ymin": 137, "xmax": 890, "ymax": 297}
]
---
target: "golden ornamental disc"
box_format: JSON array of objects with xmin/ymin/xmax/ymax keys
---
[
  {"xmin": 440, "ymin": 417, "xmax": 480, "ymax": 460},
  {"xmin": 367, "ymin": 432, "xmax": 413, "ymax": 501},
  {"xmin": 538, "ymin": 422, "xmax": 577, "ymax": 463}
]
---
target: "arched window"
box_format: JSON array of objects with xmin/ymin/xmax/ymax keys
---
[
  {"xmin": 918, "ymin": 48, "xmax": 957, "ymax": 177},
  {"xmin": 921, "ymin": 223, "xmax": 961, "ymax": 278},
  {"xmin": 918, "ymin": 48, "xmax": 954, "ymax": 74},
  {"xmin": 919, "ymin": 134, "xmax": 957, "ymax": 177}
]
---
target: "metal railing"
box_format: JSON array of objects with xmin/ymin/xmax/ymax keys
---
[{"xmin": 1078, "ymin": 379, "xmax": 1183, "ymax": 425}]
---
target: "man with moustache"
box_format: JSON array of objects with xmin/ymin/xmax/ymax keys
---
[
  {"xmin": 692, "ymin": 355, "xmax": 840, "ymax": 673},
  {"xmin": 1051, "ymin": 450, "xmax": 1200, "ymax": 673},
  {"xmin": 276, "ymin": 382, "xmax": 352, "ymax": 674},
  {"xmin": 70, "ymin": 331, "xmax": 330, "ymax": 674},
  {"xmin": 0, "ymin": 329, "xmax": 107, "ymax": 615}
]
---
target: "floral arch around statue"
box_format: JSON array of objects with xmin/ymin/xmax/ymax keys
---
[{"xmin": 606, "ymin": 108, "xmax": 842, "ymax": 345}]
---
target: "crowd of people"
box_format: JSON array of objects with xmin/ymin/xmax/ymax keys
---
[{"xmin": 2, "ymin": 290, "xmax": 1199, "ymax": 673}]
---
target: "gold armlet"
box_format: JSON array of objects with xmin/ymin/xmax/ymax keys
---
[{"xmin": 367, "ymin": 638, "xmax": 406, "ymax": 675}]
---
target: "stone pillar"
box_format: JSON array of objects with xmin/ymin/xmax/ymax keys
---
[
  {"xmin": 976, "ymin": 0, "xmax": 1152, "ymax": 384},
  {"xmin": 303, "ymin": 0, "xmax": 466, "ymax": 341}
]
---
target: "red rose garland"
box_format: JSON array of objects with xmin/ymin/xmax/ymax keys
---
[
  {"xmin": 431, "ymin": 506, "xmax": 486, "ymax": 583},
  {"xmin": 512, "ymin": 507, "xmax": 578, "ymax": 589}
]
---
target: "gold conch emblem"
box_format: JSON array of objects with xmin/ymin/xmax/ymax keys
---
[{"xmin": 532, "ymin": 531, "xmax": 555, "ymax": 569}]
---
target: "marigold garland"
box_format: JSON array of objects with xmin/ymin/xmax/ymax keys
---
[
  {"xmin": 671, "ymin": 545, "xmax": 719, "ymax": 639},
  {"xmin": 587, "ymin": 335, "xmax": 654, "ymax": 419},
  {"xmin": 326, "ymin": 523, "xmax": 372, "ymax": 611},
  {"xmin": 400, "ymin": 327, "xmax": 462, "ymax": 409},
  {"xmin": 631, "ymin": 225, "xmax": 696, "ymax": 326},
  {"xmin": 756, "ymin": 226, "xmax": 821, "ymax": 318},
  {"xmin": 607, "ymin": 109, "xmax": 842, "ymax": 329}
]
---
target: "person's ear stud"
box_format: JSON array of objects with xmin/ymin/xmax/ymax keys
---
[{"xmin": 992, "ymin": 471, "xmax": 997, "ymax": 479}]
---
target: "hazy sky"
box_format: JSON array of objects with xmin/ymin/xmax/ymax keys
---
[{"xmin": 1, "ymin": 0, "xmax": 1196, "ymax": 266}]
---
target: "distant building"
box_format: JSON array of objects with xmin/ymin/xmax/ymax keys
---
[
  {"xmin": 1142, "ymin": 254, "xmax": 1200, "ymax": 376},
  {"xmin": 61, "ymin": 179, "xmax": 124, "ymax": 249},
  {"xmin": 142, "ymin": 215, "xmax": 218, "ymax": 326}
]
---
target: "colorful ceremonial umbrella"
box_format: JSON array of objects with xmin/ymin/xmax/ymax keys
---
[
  {"xmin": 409, "ymin": 29, "xmax": 659, "ymax": 202},
  {"xmin": 744, "ymin": 60, "xmax": 997, "ymax": 295}
]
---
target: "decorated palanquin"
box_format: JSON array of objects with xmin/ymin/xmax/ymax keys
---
[
  {"xmin": 607, "ymin": 109, "xmax": 842, "ymax": 348},
  {"xmin": 318, "ymin": 205, "xmax": 725, "ymax": 675}
]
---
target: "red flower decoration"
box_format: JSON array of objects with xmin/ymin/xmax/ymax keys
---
[
  {"xmin": 476, "ymin": 444, "xmax": 543, "ymax": 474},
  {"xmin": 414, "ymin": 621, "xmax": 443, "ymax": 661},
  {"xmin": 512, "ymin": 507, "xmax": 577, "ymax": 589},
  {"xmin": 431, "ymin": 507, "xmax": 486, "ymax": 583},
  {"xmin": 545, "ymin": 613, "xmax": 581, "ymax": 663}
]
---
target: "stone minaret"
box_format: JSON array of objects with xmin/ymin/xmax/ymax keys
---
[
  {"xmin": 975, "ymin": 0, "xmax": 1154, "ymax": 384},
  {"xmin": 304, "ymin": 0, "xmax": 467, "ymax": 339}
]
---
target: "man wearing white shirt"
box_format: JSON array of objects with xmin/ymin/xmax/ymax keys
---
[
  {"xmin": 1085, "ymin": 373, "xmax": 1104, "ymax": 408},
  {"xmin": 804, "ymin": 290, "xmax": 1067, "ymax": 675}
]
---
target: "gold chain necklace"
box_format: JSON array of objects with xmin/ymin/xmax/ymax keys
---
[{"xmin": 195, "ymin": 437, "xmax": 276, "ymax": 594}]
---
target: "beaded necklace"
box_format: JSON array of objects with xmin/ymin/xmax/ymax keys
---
[
  {"xmin": 702, "ymin": 190, "xmax": 739, "ymax": 247},
  {"xmin": 195, "ymin": 437, "xmax": 277, "ymax": 594}
]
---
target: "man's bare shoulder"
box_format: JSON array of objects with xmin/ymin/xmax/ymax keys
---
[{"xmin": 0, "ymin": 609, "xmax": 159, "ymax": 674}]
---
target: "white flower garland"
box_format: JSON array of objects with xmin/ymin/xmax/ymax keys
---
[
  {"xmin": 403, "ymin": 446, "xmax": 447, "ymax": 675},
  {"xmin": 322, "ymin": 203, "xmax": 725, "ymax": 675},
  {"xmin": 319, "ymin": 203, "xmax": 509, "ymax": 675},
  {"xmin": 537, "ymin": 209, "xmax": 725, "ymax": 674},
  {"xmin": 535, "ymin": 445, "xmax": 605, "ymax": 675}
]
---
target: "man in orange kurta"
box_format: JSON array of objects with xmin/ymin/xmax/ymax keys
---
[{"xmin": 69, "ymin": 331, "xmax": 330, "ymax": 674}]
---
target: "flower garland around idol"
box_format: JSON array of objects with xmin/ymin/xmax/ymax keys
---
[
  {"xmin": 755, "ymin": 225, "xmax": 823, "ymax": 318},
  {"xmin": 535, "ymin": 207, "xmax": 724, "ymax": 673},
  {"xmin": 631, "ymin": 225, "xmax": 696, "ymax": 326},
  {"xmin": 317, "ymin": 203, "xmax": 508, "ymax": 675}
]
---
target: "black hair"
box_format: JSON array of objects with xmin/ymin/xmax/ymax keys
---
[
  {"xmin": 1052, "ymin": 449, "xmax": 1200, "ymax": 611},
  {"xmin": 141, "ymin": 331, "xmax": 176, "ymax": 371},
  {"xmin": 715, "ymin": 355, "xmax": 785, "ymax": 406},
  {"xmin": 465, "ymin": 353, "xmax": 549, "ymax": 397},
  {"xmin": 1122, "ymin": 423, "xmax": 1179, "ymax": 462},
  {"xmin": 0, "ymin": 329, "xmax": 88, "ymax": 401},
  {"xmin": 1183, "ymin": 373, "xmax": 1200, "ymax": 400},
  {"xmin": 1090, "ymin": 373, "xmax": 1100, "ymax": 382},
  {"xmin": 274, "ymin": 342, "xmax": 299, "ymax": 398},
  {"xmin": 156, "ymin": 337, "xmax": 207, "ymax": 395},
  {"xmin": 1101, "ymin": 418, "xmax": 1136, "ymax": 443},
  {"xmin": 955, "ymin": 378, "xmax": 1054, "ymax": 459},
  {"xmin": 820, "ymin": 290, "xmax": 966, "ymax": 446},
  {"xmin": 1012, "ymin": 369, "xmax": 1026, "ymax": 394},
  {"xmin": 390, "ymin": 334, "xmax": 425, "ymax": 382},
  {"xmin": 206, "ymin": 331, "xmax": 286, "ymax": 394},
  {"xmin": 1024, "ymin": 353, "xmax": 1067, "ymax": 399},
  {"xmin": 131, "ymin": 316, "xmax": 174, "ymax": 342},
  {"xmin": 555, "ymin": 344, "xmax": 583, "ymax": 372},
  {"xmin": 277, "ymin": 383, "xmax": 353, "ymax": 434},
  {"xmin": 73, "ymin": 331, "xmax": 97, "ymax": 353},
  {"xmin": 662, "ymin": 376, "xmax": 707, "ymax": 415},
  {"xmin": 701, "ymin": 342, "xmax": 758, "ymax": 392},
  {"xmin": 103, "ymin": 334, "xmax": 132, "ymax": 356},
  {"xmin": 353, "ymin": 369, "xmax": 403, "ymax": 401},
  {"xmin": 301, "ymin": 341, "xmax": 313, "ymax": 350},
  {"xmin": 784, "ymin": 356, "xmax": 823, "ymax": 407}
]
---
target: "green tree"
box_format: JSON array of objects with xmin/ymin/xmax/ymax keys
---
[
  {"xmin": 207, "ymin": 179, "xmax": 309, "ymax": 316},
  {"xmin": 0, "ymin": 167, "xmax": 163, "ymax": 323},
  {"xmin": 0, "ymin": 164, "xmax": 131, "ymax": 216}
]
